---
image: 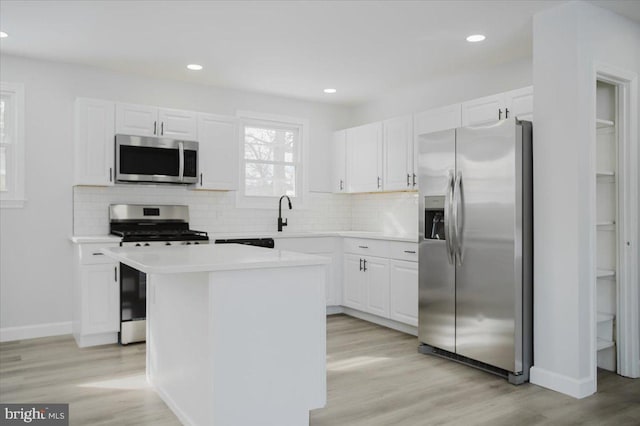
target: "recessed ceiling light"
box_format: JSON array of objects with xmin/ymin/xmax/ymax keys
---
[
  {"xmin": 0, "ymin": 32, "xmax": 8, "ymax": 39},
  {"xmin": 323, "ymin": 88, "xmax": 337, "ymax": 94},
  {"xmin": 466, "ymin": 34, "xmax": 486, "ymax": 43},
  {"xmin": 187, "ymin": 64, "xmax": 203, "ymax": 71}
]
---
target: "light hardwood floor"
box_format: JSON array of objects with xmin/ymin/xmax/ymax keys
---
[{"xmin": 1, "ymin": 315, "xmax": 639, "ymax": 425}]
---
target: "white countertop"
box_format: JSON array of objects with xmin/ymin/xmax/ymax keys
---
[
  {"xmin": 69, "ymin": 235, "xmax": 122, "ymax": 244},
  {"xmin": 213, "ymin": 230, "xmax": 418, "ymax": 243},
  {"xmin": 71, "ymin": 231, "xmax": 418, "ymax": 244},
  {"xmin": 101, "ymin": 243, "xmax": 330, "ymax": 274}
]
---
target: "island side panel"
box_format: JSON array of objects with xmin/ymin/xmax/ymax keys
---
[
  {"xmin": 147, "ymin": 272, "xmax": 212, "ymax": 426},
  {"xmin": 209, "ymin": 265, "xmax": 327, "ymax": 426}
]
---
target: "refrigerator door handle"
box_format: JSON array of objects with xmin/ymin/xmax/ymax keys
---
[
  {"xmin": 453, "ymin": 171, "xmax": 463, "ymax": 265},
  {"xmin": 444, "ymin": 170, "xmax": 455, "ymax": 265}
]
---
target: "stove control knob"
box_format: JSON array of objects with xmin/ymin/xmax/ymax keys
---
[
  {"xmin": 194, "ymin": 242, "xmax": 200, "ymax": 245},
  {"xmin": 186, "ymin": 242, "xmax": 191, "ymax": 245},
  {"xmin": 135, "ymin": 243, "xmax": 141, "ymax": 247},
  {"xmin": 165, "ymin": 242, "xmax": 171, "ymax": 246},
  {"xmin": 144, "ymin": 243, "xmax": 150, "ymax": 247}
]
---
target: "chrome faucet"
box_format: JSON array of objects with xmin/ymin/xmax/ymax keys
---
[{"xmin": 278, "ymin": 195, "xmax": 292, "ymax": 232}]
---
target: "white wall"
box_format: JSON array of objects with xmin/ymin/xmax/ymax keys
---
[
  {"xmin": 0, "ymin": 54, "xmax": 353, "ymax": 336},
  {"xmin": 350, "ymin": 57, "xmax": 532, "ymax": 125},
  {"xmin": 530, "ymin": 1, "xmax": 640, "ymax": 398}
]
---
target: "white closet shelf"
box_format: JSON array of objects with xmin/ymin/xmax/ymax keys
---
[
  {"xmin": 597, "ymin": 312, "xmax": 615, "ymax": 323},
  {"xmin": 597, "ymin": 338, "xmax": 615, "ymax": 351},
  {"xmin": 596, "ymin": 118, "xmax": 615, "ymax": 129},
  {"xmin": 597, "ymin": 269, "xmax": 616, "ymax": 279}
]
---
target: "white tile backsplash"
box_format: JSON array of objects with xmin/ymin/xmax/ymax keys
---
[{"xmin": 73, "ymin": 186, "xmax": 417, "ymax": 238}]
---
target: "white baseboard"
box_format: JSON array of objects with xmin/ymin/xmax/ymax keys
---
[
  {"xmin": 153, "ymin": 380, "xmax": 195, "ymax": 426},
  {"xmin": 530, "ymin": 366, "xmax": 596, "ymax": 399},
  {"xmin": 341, "ymin": 307, "xmax": 418, "ymax": 337},
  {"xmin": 326, "ymin": 305, "xmax": 344, "ymax": 315},
  {"xmin": 0, "ymin": 321, "xmax": 72, "ymax": 342}
]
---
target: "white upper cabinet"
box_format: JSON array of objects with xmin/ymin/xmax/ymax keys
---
[
  {"xmin": 347, "ymin": 122, "xmax": 383, "ymax": 193},
  {"xmin": 461, "ymin": 86, "xmax": 534, "ymax": 126},
  {"xmin": 332, "ymin": 130, "xmax": 347, "ymax": 193},
  {"xmin": 116, "ymin": 103, "xmax": 198, "ymax": 140},
  {"xmin": 414, "ymin": 103, "xmax": 462, "ymax": 136},
  {"xmin": 74, "ymin": 98, "xmax": 115, "ymax": 186},
  {"xmin": 116, "ymin": 103, "xmax": 158, "ymax": 136},
  {"xmin": 383, "ymin": 115, "xmax": 414, "ymax": 191},
  {"xmin": 158, "ymin": 108, "xmax": 198, "ymax": 140},
  {"xmin": 196, "ymin": 113, "xmax": 238, "ymax": 190},
  {"xmin": 504, "ymin": 86, "xmax": 533, "ymax": 121},
  {"xmin": 461, "ymin": 93, "xmax": 504, "ymax": 126}
]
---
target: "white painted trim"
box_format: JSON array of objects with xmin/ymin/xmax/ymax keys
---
[
  {"xmin": 0, "ymin": 81, "xmax": 26, "ymax": 205},
  {"xmin": 595, "ymin": 63, "xmax": 640, "ymax": 379},
  {"xmin": 152, "ymin": 379, "xmax": 196, "ymax": 426},
  {"xmin": 342, "ymin": 307, "xmax": 418, "ymax": 336},
  {"xmin": 73, "ymin": 332, "xmax": 118, "ymax": 348},
  {"xmin": 0, "ymin": 321, "xmax": 72, "ymax": 342},
  {"xmin": 326, "ymin": 305, "xmax": 344, "ymax": 315},
  {"xmin": 529, "ymin": 366, "xmax": 596, "ymax": 399}
]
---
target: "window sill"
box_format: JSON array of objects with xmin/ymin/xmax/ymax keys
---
[{"xmin": 0, "ymin": 199, "xmax": 26, "ymax": 208}]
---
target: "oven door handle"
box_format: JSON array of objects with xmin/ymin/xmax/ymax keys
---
[{"xmin": 178, "ymin": 141, "xmax": 184, "ymax": 182}]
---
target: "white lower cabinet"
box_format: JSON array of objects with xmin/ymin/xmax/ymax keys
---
[
  {"xmin": 274, "ymin": 237, "xmax": 342, "ymax": 306},
  {"xmin": 80, "ymin": 264, "xmax": 120, "ymax": 335},
  {"xmin": 389, "ymin": 260, "xmax": 418, "ymax": 327},
  {"xmin": 73, "ymin": 243, "xmax": 120, "ymax": 347},
  {"xmin": 342, "ymin": 239, "xmax": 417, "ymax": 327},
  {"xmin": 363, "ymin": 256, "xmax": 390, "ymax": 318},
  {"xmin": 343, "ymin": 254, "xmax": 366, "ymax": 310}
]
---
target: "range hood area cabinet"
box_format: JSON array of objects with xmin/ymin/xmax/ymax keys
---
[
  {"xmin": 331, "ymin": 86, "xmax": 532, "ymax": 194},
  {"xmin": 74, "ymin": 98, "xmax": 238, "ymax": 190}
]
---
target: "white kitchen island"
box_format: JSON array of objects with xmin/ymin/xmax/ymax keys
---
[{"xmin": 101, "ymin": 243, "xmax": 329, "ymax": 426}]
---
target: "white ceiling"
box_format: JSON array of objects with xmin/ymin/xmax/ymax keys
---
[{"xmin": 0, "ymin": 1, "xmax": 638, "ymax": 106}]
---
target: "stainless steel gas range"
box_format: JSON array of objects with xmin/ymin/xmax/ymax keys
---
[{"xmin": 109, "ymin": 204, "xmax": 209, "ymax": 344}]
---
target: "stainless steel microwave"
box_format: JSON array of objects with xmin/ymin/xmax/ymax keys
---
[{"xmin": 115, "ymin": 134, "xmax": 198, "ymax": 184}]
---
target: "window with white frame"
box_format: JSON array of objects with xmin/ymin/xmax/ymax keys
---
[
  {"xmin": 237, "ymin": 112, "xmax": 308, "ymax": 208},
  {"xmin": 0, "ymin": 82, "xmax": 25, "ymax": 207}
]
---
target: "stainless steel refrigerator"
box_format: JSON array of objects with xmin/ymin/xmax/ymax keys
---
[{"xmin": 417, "ymin": 118, "xmax": 533, "ymax": 384}]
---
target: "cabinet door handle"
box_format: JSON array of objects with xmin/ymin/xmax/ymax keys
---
[
  {"xmin": 109, "ymin": 167, "xmax": 113, "ymax": 182},
  {"xmin": 498, "ymin": 109, "xmax": 503, "ymax": 120},
  {"xmin": 114, "ymin": 266, "xmax": 118, "ymax": 282},
  {"xmin": 505, "ymin": 108, "xmax": 510, "ymax": 119},
  {"xmin": 358, "ymin": 245, "xmax": 369, "ymax": 249},
  {"xmin": 377, "ymin": 176, "xmax": 381, "ymax": 189},
  {"xmin": 413, "ymin": 173, "xmax": 417, "ymax": 187},
  {"xmin": 359, "ymin": 258, "xmax": 363, "ymax": 271},
  {"xmin": 92, "ymin": 252, "xmax": 104, "ymax": 256},
  {"xmin": 363, "ymin": 259, "xmax": 367, "ymax": 272},
  {"xmin": 407, "ymin": 174, "xmax": 411, "ymax": 187},
  {"xmin": 153, "ymin": 121, "xmax": 157, "ymax": 135},
  {"xmin": 200, "ymin": 173, "xmax": 203, "ymax": 186},
  {"xmin": 404, "ymin": 250, "xmax": 416, "ymax": 254},
  {"xmin": 339, "ymin": 179, "xmax": 344, "ymax": 191},
  {"xmin": 161, "ymin": 121, "xmax": 164, "ymax": 135}
]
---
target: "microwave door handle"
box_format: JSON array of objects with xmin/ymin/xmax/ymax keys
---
[{"xmin": 178, "ymin": 141, "xmax": 184, "ymax": 182}]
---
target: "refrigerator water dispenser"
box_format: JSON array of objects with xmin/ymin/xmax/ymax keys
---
[{"xmin": 424, "ymin": 196, "xmax": 446, "ymax": 240}]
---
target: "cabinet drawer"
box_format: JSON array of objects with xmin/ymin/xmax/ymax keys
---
[
  {"xmin": 388, "ymin": 241, "xmax": 418, "ymax": 262},
  {"xmin": 343, "ymin": 238, "xmax": 389, "ymax": 257},
  {"xmin": 79, "ymin": 243, "xmax": 119, "ymax": 265}
]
